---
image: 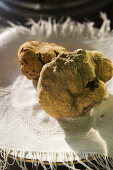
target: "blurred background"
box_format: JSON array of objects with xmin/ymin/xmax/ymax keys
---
[{"xmin": 0, "ymin": 0, "xmax": 113, "ymax": 28}]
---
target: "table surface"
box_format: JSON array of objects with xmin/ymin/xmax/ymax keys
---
[{"xmin": 1, "ymin": 1, "xmax": 113, "ymax": 170}]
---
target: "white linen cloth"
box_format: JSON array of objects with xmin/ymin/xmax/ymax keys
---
[{"xmin": 0, "ymin": 14, "xmax": 113, "ymax": 169}]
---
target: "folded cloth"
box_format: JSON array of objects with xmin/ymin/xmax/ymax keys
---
[{"xmin": 0, "ymin": 14, "xmax": 113, "ymax": 169}]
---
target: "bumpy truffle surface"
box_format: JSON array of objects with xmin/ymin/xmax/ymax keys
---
[
  {"xmin": 18, "ymin": 41, "xmax": 68, "ymax": 80},
  {"xmin": 37, "ymin": 49, "xmax": 113, "ymax": 118}
]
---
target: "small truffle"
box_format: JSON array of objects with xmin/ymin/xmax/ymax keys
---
[
  {"xmin": 37, "ymin": 49, "xmax": 113, "ymax": 118},
  {"xmin": 18, "ymin": 41, "xmax": 68, "ymax": 80}
]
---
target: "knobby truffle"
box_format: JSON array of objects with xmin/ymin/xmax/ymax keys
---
[
  {"xmin": 18, "ymin": 41, "xmax": 68, "ymax": 80},
  {"xmin": 38, "ymin": 49, "xmax": 113, "ymax": 118}
]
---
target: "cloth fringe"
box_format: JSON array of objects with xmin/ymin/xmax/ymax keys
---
[
  {"xmin": 0, "ymin": 149, "xmax": 113, "ymax": 170},
  {"xmin": 5, "ymin": 12, "xmax": 112, "ymax": 41},
  {"xmin": 28, "ymin": 12, "xmax": 111, "ymax": 40}
]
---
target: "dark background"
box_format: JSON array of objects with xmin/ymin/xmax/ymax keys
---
[
  {"xmin": 0, "ymin": 0, "xmax": 113, "ymax": 169},
  {"xmin": 0, "ymin": 0, "xmax": 113, "ymax": 29}
]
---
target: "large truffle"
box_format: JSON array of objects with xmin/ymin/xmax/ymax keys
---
[
  {"xmin": 18, "ymin": 41, "xmax": 68, "ymax": 80},
  {"xmin": 37, "ymin": 49, "xmax": 113, "ymax": 118}
]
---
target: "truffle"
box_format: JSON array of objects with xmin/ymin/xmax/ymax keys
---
[
  {"xmin": 38, "ymin": 49, "xmax": 113, "ymax": 118},
  {"xmin": 18, "ymin": 41, "xmax": 68, "ymax": 80}
]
